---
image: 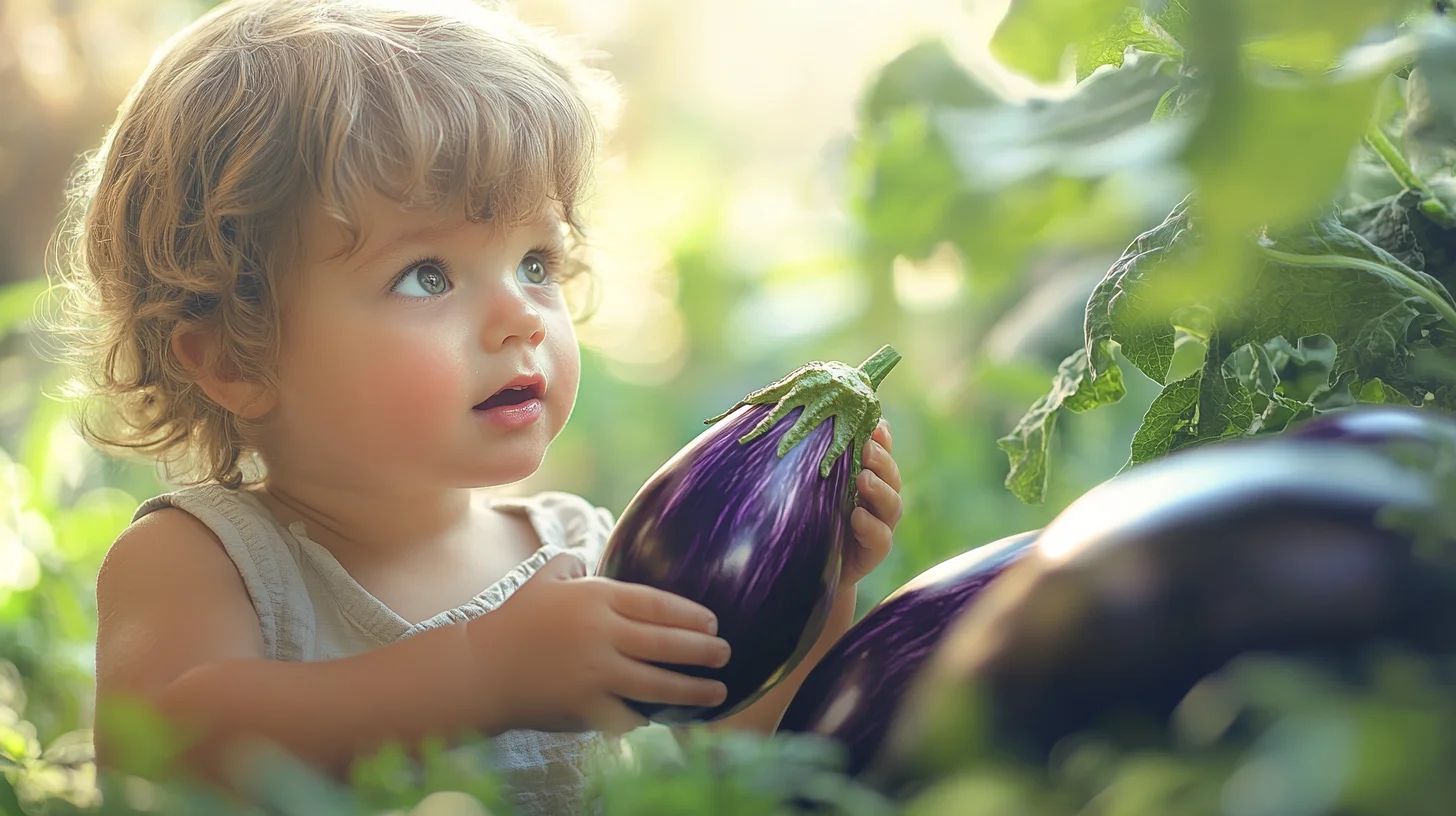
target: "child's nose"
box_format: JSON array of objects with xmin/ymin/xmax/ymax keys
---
[{"xmin": 481, "ymin": 287, "xmax": 547, "ymax": 350}]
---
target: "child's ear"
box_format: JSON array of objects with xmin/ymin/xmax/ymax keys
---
[{"xmin": 170, "ymin": 324, "xmax": 277, "ymax": 420}]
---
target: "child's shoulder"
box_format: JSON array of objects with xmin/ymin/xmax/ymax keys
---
[
  {"xmin": 97, "ymin": 494, "xmax": 255, "ymax": 641},
  {"xmin": 485, "ymin": 489, "xmax": 616, "ymax": 569},
  {"xmin": 489, "ymin": 489, "xmax": 612, "ymax": 519}
]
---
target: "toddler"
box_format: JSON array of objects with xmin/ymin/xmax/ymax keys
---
[{"xmin": 48, "ymin": 0, "xmax": 904, "ymax": 812}]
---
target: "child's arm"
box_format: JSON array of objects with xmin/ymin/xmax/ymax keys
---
[{"xmin": 95, "ymin": 508, "xmax": 731, "ymax": 787}]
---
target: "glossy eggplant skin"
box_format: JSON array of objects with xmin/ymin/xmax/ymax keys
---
[
  {"xmin": 1287, "ymin": 405, "xmax": 1456, "ymax": 447},
  {"xmin": 598, "ymin": 403, "xmax": 853, "ymax": 725},
  {"xmin": 879, "ymin": 441, "xmax": 1456, "ymax": 793},
  {"xmin": 776, "ymin": 529, "xmax": 1039, "ymax": 777}
]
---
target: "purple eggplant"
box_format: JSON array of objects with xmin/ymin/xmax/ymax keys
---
[
  {"xmin": 776, "ymin": 529, "xmax": 1039, "ymax": 777},
  {"xmin": 877, "ymin": 439, "xmax": 1456, "ymax": 795},
  {"xmin": 598, "ymin": 346, "xmax": 902, "ymax": 724},
  {"xmin": 1286, "ymin": 404, "xmax": 1456, "ymax": 448}
]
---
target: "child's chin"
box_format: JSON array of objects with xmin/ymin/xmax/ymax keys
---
[{"xmin": 471, "ymin": 453, "xmax": 545, "ymax": 486}]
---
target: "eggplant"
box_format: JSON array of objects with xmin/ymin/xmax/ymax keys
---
[
  {"xmin": 599, "ymin": 346, "xmax": 902, "ymax": 724},
  {"xmin": 1287, "ymin": 404, "xmax": 1456, "ymax": 448},
  {"xmin": 877, "ymin": 440, "xmax": 1456, "ymax": 794},
  {"xmin": 776, "ymin": 529, "xmax": 1039, "ymax": 777}
]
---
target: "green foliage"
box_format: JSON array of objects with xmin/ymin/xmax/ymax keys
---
[{"xmin": 852, "ymin": 0, "xmax": 1456, "ymax": 502}]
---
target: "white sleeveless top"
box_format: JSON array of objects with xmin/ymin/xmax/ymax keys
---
[{"xmin": 132, "ymin": 484, "xmax": 615, "ymax": 815}]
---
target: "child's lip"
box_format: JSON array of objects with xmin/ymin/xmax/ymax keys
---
[{"xmin": 473, "ymin": 372, "xmax": 546, "ymax": 408}]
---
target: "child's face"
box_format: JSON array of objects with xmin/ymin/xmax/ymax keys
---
[{"xmin": 261, "ymin": 191, "xmax": 581, "ymax": 489}]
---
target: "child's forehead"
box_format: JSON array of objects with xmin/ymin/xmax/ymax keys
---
[{"xmin": 298, "ymin": 190, "xmax": 566, "ymax": 265}]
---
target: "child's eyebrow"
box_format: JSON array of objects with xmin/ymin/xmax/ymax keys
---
[
  {"xmin": 337, "ymin": 220, "xmax": 456, "ymax": 274},
  {"xmin": 335, "ymin": 210, "xmax": 569, "ymax": 274}
]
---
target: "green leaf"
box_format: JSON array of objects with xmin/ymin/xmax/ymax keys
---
[
  {"xmin": 852, "ymin": 107, "xmax": 963, "ymax": 258},
  {"xmin": 1192, "ymin": 330, "xmax": 1258, "ymax": 442},
  {"xmin": 1237, "ymin": 0, "xmax": 1426, "ymax": 70},
  {"xmin": 1067, "ymin": 195, "xmax": 1456, "ymax": 482},
  {"xmin": 861, "ymin": 40, "xmax": 1002, "ymax": 124},
  {"xmin": 998, "ymin": 346, "xmax": 1127, "ymax": 504},
  {"xmin": 1127, "ymin": 334, "xmax": 1257, "ymax": 467},
  {"xmin": 0, "ymin": 773, "xmax": 20, "ymax": 816},
  {"xmin": 1405, "ymin": 20, "xmax": 1456, "ymax": 176},
  {"xmin": 1084, "ymin": 194, "xmax": 1197, "ymax": 384},
  {"xmin": 1097, "ymin": 201, "xmax": 1455, "ymax": 393},
  {"xmin": 1078, "ymin": 8, "xmax": 1185, "ymax": 80},
  {"xmin": 1345, "ymin": 185, "xmax": 1456, "ymax": 294},
  {"xmin": 1149, "ymin": 0, "xmax": 1192, "ymax": 46},
  {"xmin": 931, "ymin": 49, "xmax": 1183, "ymax": 283},
  {"xmin": 1254, "ymin": 215, "xmax": 1456, "ymax": 357},
  {"xmin": 1128, "ymin": 374, "xmax": 1201, "ymax": 464},
  {"xmin": 1186, "ymin": 64, "xmax": 1395, "ymax": 242},
  {"xmin": 852, "ymin": 40, "xmax": 1001, "ymax": 259},
  {"xmin": 990, "ymin": 0, "xmax": 1136, "ymax": 83},
  {"xmin": 92, "ymin": 696, "xmax": 187, "ymax": 780},
  {"xmin": 937, "ymin": 50, "xmax": 1182, "ymax": 191},
  {"xmin": 1356, "ymin": 375, "xmax": 1413, "ymax": 402}
]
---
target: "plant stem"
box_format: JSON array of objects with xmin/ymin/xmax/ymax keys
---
[
  {"xmin": 859, "ymin": 345, "xmax": 902, "ymax": 390},
  {"xmin": 1260, "ymin": 247, "xmax": 1456, "ymax": 331},
  {"xmin": 1366, "ymin": 126, "xmax": 1425, "ymax": 192},
  {"xmin": 1365, "ymin": 125, "xmax": 1456, "ymax": 226}
]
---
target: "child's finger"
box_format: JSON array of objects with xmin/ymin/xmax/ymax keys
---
[
  {"xmin": 856, "ymin": 469, "xmax": 903, "ymax": 529},
  {"xmin": 612, "ymin": 660, "xmax": 729, "ymax": 709},
  {"xmin": 851, "ymin": 506, "xmax": 895, "ymax": 557},
  {"xmin": 619, "ymin": 622, "xmax": 730, "ymax": 669},
  {"xmin": 608, "ymin": 581, "xmax": 719, "ymax": 634},
  {"xmin": 862, "ymin": 439, "xmax": 902, "ymax": 494},
  {"xmin": 872, "ymin": 418, "xmax": 892, "ymax": 452}
]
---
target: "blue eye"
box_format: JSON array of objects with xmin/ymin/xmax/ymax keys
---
[
  {"xmin": 518, "ymin": 254, "xmax": 553, "ymax": 286},
  {"xmin": 392, "ymin": 259, "xmax": 452, "ymax": 298}
]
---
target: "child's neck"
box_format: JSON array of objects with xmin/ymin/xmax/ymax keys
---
[
  {"xmin": 243, "ymin": 474, "xmax": 544, "ymax": 624},
  {"xmin": 246, "ymin": 473, "xmax": 477, "ymax": 558}
]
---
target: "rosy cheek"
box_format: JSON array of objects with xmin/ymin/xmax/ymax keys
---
[
  {"xmin": 548, "ymin": 318, "xmax": 581, "ymax": 422},
  {"xmin": 368, "ymin": 337, "xmax": 470, "ymax": 423},
  {"xmin": 295, "ymin": 315, "xmax": 469, "ymax": 430}
]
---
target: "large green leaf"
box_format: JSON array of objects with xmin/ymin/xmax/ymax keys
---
[
  {"xmin": 861, "ymin": 39, "xmax": 1002, "ymax": 123},
  {"xmin": 1237, "ymin": 0, "xmax": 1427, "ymax": 69},
  {"xmin": 937, "ymin": 50, "xmax": 1183, "ymax": 188},
  {"xmin": 851, "ymin": 108, "xmax": 964, "ymax": 259},
  {"xmin": 997, "ymin": 346, "xmax": 1127, "ymax": 504},
  {"xmin": 1078, "ymin": 7, "xmax": 1186, "ymax": 80},
  {"xmin": 1185, "ymin": 67, "xmax": 1398, "ymax": 242},
  {"xmin": 930, "ymin": 50, "xmax": 1183, "ymax": 283},
  {"xmin": 1003, "ymin": 193, "xmax": 1456, "ymax": 502},
  {"xmin": 990, "ymin": 0, "xmax": 1137, "ymax": 83},
  {"xmin": 854, "ymin": 48, "xmax": 1182, "ymax": 281}
]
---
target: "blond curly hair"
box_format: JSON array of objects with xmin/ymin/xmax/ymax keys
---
[{"xmin": 42, "ymin": 0, "xmax": 617, "ymax": 490}]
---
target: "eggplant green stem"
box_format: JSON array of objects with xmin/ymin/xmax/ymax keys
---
[
  {"xmin": 706, "ymin": 345, "xmax": 902, "ymax": 479},
  {"xmin": 1365, "ymin": 124, "xmax": 1456, "ymax": 228}
]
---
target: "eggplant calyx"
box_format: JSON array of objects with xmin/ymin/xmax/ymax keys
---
[{"xmin": 706, "ymin": 345, "xmax": 902, "ymax": 478}]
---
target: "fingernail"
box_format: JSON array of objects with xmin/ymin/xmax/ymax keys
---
[{"xmin": 705, "ymin": 615, "xmax": 718, "ymax": 635}]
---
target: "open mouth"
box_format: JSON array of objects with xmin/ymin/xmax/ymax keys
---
[{"xmin": 474, "ymin": 383, "xmax": 543, "ymax": 411}]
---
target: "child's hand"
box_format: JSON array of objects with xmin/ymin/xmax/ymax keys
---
[
  {"xmin": 467, "ymin": 553, "xmax": 730, "ymax": 737},
  {"xmin": 843, "ymin": 418, "xmax": 902, "ymax": 588}
]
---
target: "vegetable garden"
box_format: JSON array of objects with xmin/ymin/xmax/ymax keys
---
[{"xmin": 10, "ymin": 0, "xmax": 1456, "ymax": 813}]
